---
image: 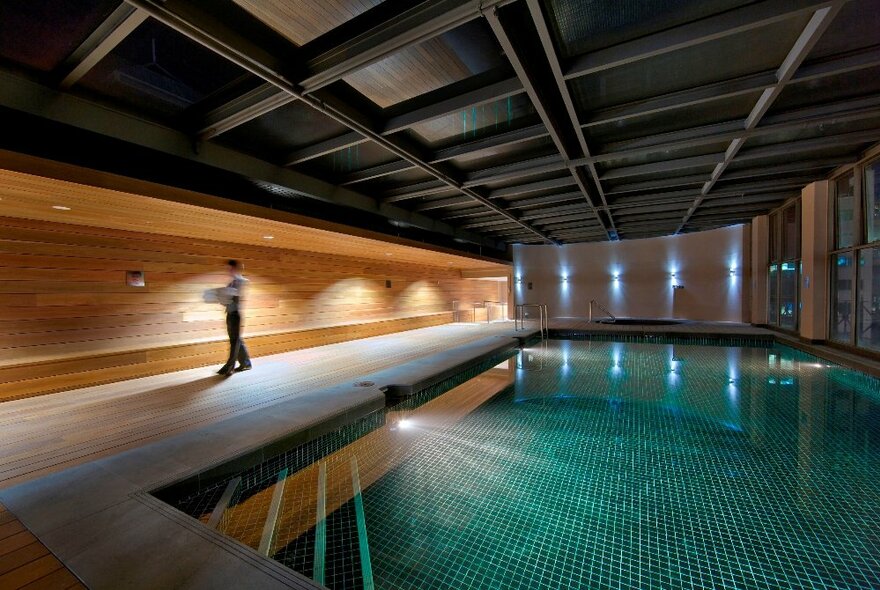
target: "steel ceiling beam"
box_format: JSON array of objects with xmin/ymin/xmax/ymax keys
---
[
  {"xmin": 601, "ymin": 153, "xmax": 726, "ymax": 181},
  {"xmin": 610, "ymin": 190, "xmax": 798, "ymax": 212},
  {"xmin": 488, "ymin": 176, "xmax": 576, "ymax": 199},
  {"xmin": 414, "ymin": 196, "xmax": 476, "ymax": 211},
  {"xmin": 736, "ymin": 128, "xmax": 880, "ymax": 162},
  {"xmin": 383, "ymin": 73, "xmax": 524, "ymax": 134},
  {"xmin": 520, "ymin": 204, "xmax": 591, "ymax": 220},
  {"xmin": 676, "ymin": 3, "xmax": 844, "ymax": 233},
  {"xmin": 199, "ymin": 85, "xmax": 298, "ymax": 140},
  {"xmin": 463, "ymin": 154, "xmax": 566, "ymax": 187},
  {"xmin": 124, "ymin": 0, "xmax": 555, "ymax": 244},
  {"xmin": 195, "ymin": 0, "xmax": 519, "ymax": 139},
  {"xmin": 525, "ymin": 0, "xmax": 616, "ymax": 236},
  {"xmin": 443, "ymin": 98, "xmax": 880, "ymax": 191},
  {"xmin": 505, "ymin": 192, "xmax": 584, "ymax": 209},
  {"xmin": 58, "ymin": 4, "xmax": 149, "ymax": 89},
  {"xmin": 304, "ymin": 44, "xmax": 880, "ymax": 184},
  {"xmin": 485, "ymin": 3, "xmax": 610, "ymax": 239},
  {"xmin": 564, "ymin": 0, "xmax": 846, "ymax": 79}
]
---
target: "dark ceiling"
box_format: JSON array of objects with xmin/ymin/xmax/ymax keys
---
[{"xmin": 0, "ymin": 0, "xmax": 878, "ymax": 256}]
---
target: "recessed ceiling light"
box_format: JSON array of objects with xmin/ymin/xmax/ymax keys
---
[
  {"xmin": 263, "ymin": 235, "xmax": 274, "ymax": 240},
  {"xmin": 52, "ymin": 205, "xmax": 71, "ymax": 211}
]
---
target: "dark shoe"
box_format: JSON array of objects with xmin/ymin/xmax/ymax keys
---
[
  {"xmin": 217, "ymin": 365, "xmax": 234, "ymax": 376},
  {"xmin": 234, "ymin": 364, "xmax": 252, "ymax": 372}
]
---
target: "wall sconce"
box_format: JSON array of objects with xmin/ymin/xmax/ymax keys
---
[
  {"xmin": 515, "ymin": 276, "xmax": 523, "ymax": 284},
  {"xmin": 729, "ymin": 267, "xmax": 736, "ymax": 276},
  {"xmin": 612, "ymin": 273, "xmax": 620, "ymax": 281},
  {"xmin": 561, "ymin": 275, "xmax": 568, "ymax": 282}
]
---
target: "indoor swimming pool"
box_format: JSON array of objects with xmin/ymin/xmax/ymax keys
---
[{"xmin": 157, "ymin": 339, "xmax": 880, "ymax": 590}]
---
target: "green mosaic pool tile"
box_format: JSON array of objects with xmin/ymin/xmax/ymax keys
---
[
  {"xmin": 158, "ymin": 339, "xmax": 880, "ymax": 589},
  {"xmin": 359, "ymin": 341, "xmax": 880, "ymax": 590}
]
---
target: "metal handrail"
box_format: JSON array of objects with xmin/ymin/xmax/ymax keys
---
[
  {"xmin": 589, "ymin": 299, "xmax": 616, "ymax": 322},
  {"xmin": 514, "ymin": 303, "xmax": 548, "ymax": 339},
  {"xmin": 483, "ymin": 300, "xmax": 507, "ymax": 323}
]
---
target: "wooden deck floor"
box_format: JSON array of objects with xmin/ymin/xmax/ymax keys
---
[
  {"xmin": 0, "ymin": 323, "xmax": 517, "ymax": 490},
  {"xmin": 0, "ymin": 503, "xmax": 84, "ymax": 589}
]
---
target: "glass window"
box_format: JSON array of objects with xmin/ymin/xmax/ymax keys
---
[
  {"xmin": 768, "ymin": 264, "xmax": 779, "ymax": 325},
  {"xmin": 779, "ymin": 261, "xmax": 798, "ymax": 330},
  {"xmin": 857, "ymin": 248, "xmax": 880, "ymax": 350},
  {"xmin": 866, "ymin": 159, "xmax": 880, "ymax": 243},
  {"xmin": 835, "ymin": 173, "xmax": 856, "ymax": 249},
  {"xmin": 830, "ymin": 253, "xmax": 854, "ymax": 343},
  {"xmin": 782, "ymin": 203, "xmax": 800, "ymax": 260}
]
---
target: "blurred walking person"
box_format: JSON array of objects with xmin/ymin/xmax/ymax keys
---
[{"xmin": 216, "ymin": 259, "xmax": 252, "ymax": 376}]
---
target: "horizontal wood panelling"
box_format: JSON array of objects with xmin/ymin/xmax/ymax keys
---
[
  {"xmin": 0, "ymin": 163, "xmax": 508, "ymax": 269},
  {"xmin": 0, "ymin": 212, "xmax": 505, "ymax": 400}
]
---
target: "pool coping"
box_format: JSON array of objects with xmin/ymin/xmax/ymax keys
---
[{"xmin": 0, "ymin": 332, "xmax": 531, "ymax": 590}]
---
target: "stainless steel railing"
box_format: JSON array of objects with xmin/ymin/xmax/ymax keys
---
[{"xmin": 515, "ymin": 303, "xmax": 548, "ymax": 339}]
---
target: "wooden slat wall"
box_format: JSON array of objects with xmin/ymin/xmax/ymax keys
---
[{"xmin": 0, "ymin": 215, "xmax": 504, "ymax": 401}]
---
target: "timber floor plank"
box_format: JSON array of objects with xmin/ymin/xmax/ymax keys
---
[
  {"xmin": 0, "ymin": 504, "xmax": 81, "ymax": 589},
  {"xmin": 0, "ymin": 323, "xmax": 516, "ymax": 488}
]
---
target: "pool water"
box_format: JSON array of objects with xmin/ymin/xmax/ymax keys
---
[{"xmin": 160, "ymin": 340, "xmax": 880, "ymax": 590}]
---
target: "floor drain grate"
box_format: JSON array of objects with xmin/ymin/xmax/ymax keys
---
[{"xmin": 354, "ymin": 381, "xmax": 375, "ymax": 387}]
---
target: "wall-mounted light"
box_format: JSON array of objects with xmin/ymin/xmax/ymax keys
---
[
  {"xmin": 515, "ymin": 275, "xmax": 523, "ymax": 284},
  {"xmin": 52, "ymin": 205, "xmax": 71, "ymax": 211},
  {"xmin": 561, "ymin": 275, "xmax": 568, "ymax": 282},
  {"xmin": 729, "ymin": 266, "xmax": 736, "ymax": 276},
  {"xmin": 263, "ymin": 235, "xmax": 274, "ymax": 240},
  {"xmin": 612, "ymin": 273, "xmax": 620, "ymax": 281}
]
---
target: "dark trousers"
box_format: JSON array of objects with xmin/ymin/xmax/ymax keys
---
[{"xmin": 224, "ymin": 312, "xmax": 251, "ymax": 368}]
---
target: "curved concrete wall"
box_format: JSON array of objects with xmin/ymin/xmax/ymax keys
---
[{"xmin": 512, "ymin": 225, "xmax": 750, "ymax": 322}]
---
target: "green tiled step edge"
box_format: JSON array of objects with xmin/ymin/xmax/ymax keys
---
[{"xmin": 550, "ymin": 330, "xmax": 774, "ymax": 348}]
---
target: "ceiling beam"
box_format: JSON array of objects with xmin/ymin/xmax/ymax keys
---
[
  {"xmin": 298, "ymin": 0, "xmax": 515, "ymax": 93},
  {"xmin": 485, "ymin": 3, "xmax": 610, "ymax": 239},
  {"xmin": 488, "ymin": 176, "xmax": 576, "ymax": 199},
  {"xmin": 288, "ymin": 42, "xmax": 880, "ymax": 176},
  {"xmin": 564, "ymin": 0, "xmax": 846, "ymax": 79},
  {"xmin": 525, "ymin": 0, "xmax": 616, "ymax": 236},
  {"xmin": 505, "ymin": 191, "xmax": 584, "ymax": 209},
  {"xmin": 294, "ymin": 43, "xmax": 880, "ymax": 182},
  {"xmin": 383, "ymin": 72, "xmax": 523, "ymax": 134},
  {"xmin": 196, "ymin": 0, "xmax": 519, "ymax": 139},
  {"xmin": 198, "ymin": 85, "xmax": 298, "ymax": 140},
  {"xmin": 676, "ymin": 3, "xmax": 844, "ymax": 233},
  {"xmin": 463, "ymin": 154, "xmax": 566, "ymax": 187},
  {"xmin": 125, "ymin": 0, "xmax": 556, "ymax": 244},
  {"xmin": 58, "ymin": 4, "xmax": 149, "ymax": 89}
]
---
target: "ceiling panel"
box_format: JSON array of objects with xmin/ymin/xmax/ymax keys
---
[
  {"xmin": 544, "ymin": 0, "xmax": 746, "ymax": 59},
  {"xmin": 78, "ymin": 17, "xmax": 250, "ymax": 120},
  {"xmin": 0, "ymin": 0, "xmax": 121, "ymax": 72},
  {"xmin": 232, "ymin": 0, "xmax": 383, "ymax": 46},
  {"xmin": 569, "ymin": 16, "xmax": 812, "ymax": 111}
]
